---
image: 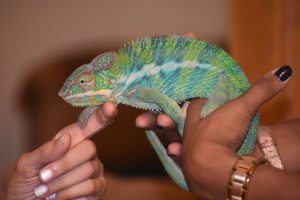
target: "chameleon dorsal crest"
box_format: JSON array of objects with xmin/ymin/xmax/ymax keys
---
[{"xmin": 91, "ymin": 51, "xmax": 117, "ymax": 71}]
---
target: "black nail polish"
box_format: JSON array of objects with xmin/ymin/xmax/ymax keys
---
[{"xmin": 274, "ymin": 65, "xmax": 292, "ymax": 81}]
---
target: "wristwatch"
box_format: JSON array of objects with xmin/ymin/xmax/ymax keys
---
[{"xmin": 227, "ymin": 155, "xmax": 266, "ymax": 200}]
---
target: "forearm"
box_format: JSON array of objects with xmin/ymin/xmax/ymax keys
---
[
  {"xmin": 247, "ymin": 118, "xmax": 300, "ymax": 199},
  {"xmin": 185, "ymin": 154, "xmax": 300, "ymax": 200},
  {"xmin": 248, "ymin": 164, "xmax": 300, "ymax": 200}
]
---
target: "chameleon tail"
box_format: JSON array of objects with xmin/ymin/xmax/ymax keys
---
[
  {"xmin": 237, "ymin": 113, "xmax": 260, "ymax": 155},
  {"xmin": 145, "ymin": 130, "xmax": 189, "ymax": 191}
]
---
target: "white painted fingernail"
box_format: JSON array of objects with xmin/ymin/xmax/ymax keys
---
[
  {"xmin": 34, "ymin": 184, "xmax": 48, "ymax": 197},
  {"xmin": 46, "ymin": 193, "xmax": 57, "ymax": 200},
  {"xmin": 40, "ymin": 169, "xmax": 53, "ymax": 182}
]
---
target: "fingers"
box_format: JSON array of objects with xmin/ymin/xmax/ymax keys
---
[
  {"xmin": 34, "ymin": 140, "xmax": 105, "ymax": 199},
  {"xmin": 157, "ymin": 114, "xmax": 177, "ymax": 130},
  {"xmin": 167, "ymin": 142, "xmax": 182, "ymax": 157},
  {"xmin": 47, "ymin": 159, "xmax": 103, "ymax": 191},
  {"xmin": 83, "ymin": 102, "xmax": 118, "ymax": 136},
  {"xmin": 55, "ymin": 102, "xmax": 117, "ymax": 147},
  {"xmin": 55, "ymin": 177, "xmax": 106, "ymax": 200},
  {"xmin": 135, "ymin": 112, "xmax": 158, "ymax": 129},
  {"xmin": 136, "ymin": 113, "xmax": 183, "ymax": 156},
  {"xmin": 136, "ymin": 112, "xmax": 177, "ymax": 130},
  {"xmin": 17, "ymin": 134, "xmax": 71, "ymax": 172},
  {"xmin": 157, "ymin": 114, "xmax": 181, "ymax": 142},
  {"xmin": 39, "ymin": 140, "xmax": 97, "ymax": 183},
  {"xmin": 44, "ymin": 159, "xmax": 105, "ymax": 200},
  {"xmin": 236, "ymin": 66, "xmax": 292, "ymax": 116},
  {"xmin": 136, "ymin": 112, "xmax": 180, "ymax": 142}
]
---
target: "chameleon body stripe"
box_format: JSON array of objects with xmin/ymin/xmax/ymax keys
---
[{"xmin": 65, "ymin": 89, "xmax": 112, "ymax": 101}]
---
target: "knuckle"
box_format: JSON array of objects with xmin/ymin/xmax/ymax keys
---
[
  {"xmin": 48, "ymin": 180, "xmax": 61, "ymax": 194},
  {"xmin": 256, "ymin": 75, "xmax": 279, "ymax": 94},
  {"xmin": 235, "ymin": 100, "xmax": 256, "ymax": 117},
  {"xmin": 55, "ymin": 159, "xmax": 72, "ymax": 176},
  {"xmin": 93, "ymin": 160, "xmax": 104, "ymax": 179},
  {"xmin": 56, "ymin": 190, "xmax": 69, "ymax": 200},
  {"xmin": 86, "ymin": 161, "xmax": 97, "ymax": 177},
  {"xmin": 97, "ymin": 159, "xmax": 104, "ymax": 175},
  {"xmin": 16, "ymin": 153, "xmax": 31, "ymax": 173},
  {"xmin": 99, "ymin": 177, "xmax": 107, "ymax": 196},
  {"xmin": 40, "ymin": 142, "xmax": 53, "ymax": 157},
  {"xmin": 83, "ymin": 140, "xmax": 97, "ymax": 158},
  {"xmin": 225, "ymin": 126, "xmax": 247, "ymax": 149},
  {"xmin": 87, "ymin": 179, "xmax": 101, "ymax": 195}
]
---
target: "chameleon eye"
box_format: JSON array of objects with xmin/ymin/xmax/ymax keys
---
[{"xmin": 77, "ymin": 72, "xmax": 95, "ymax": 89}]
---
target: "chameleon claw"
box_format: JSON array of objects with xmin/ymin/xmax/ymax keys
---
[
  {"xmin": 78, "ymin": 106, "xmax": 99, "ymax": 129},
  {"xmin": 78, "ymin": 118, "xmax": 88, "ymax": 129}
]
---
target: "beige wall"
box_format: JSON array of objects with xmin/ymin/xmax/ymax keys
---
[{"xmin": 0, "ymin": 0, "xmax": 228, "ymax": 173}]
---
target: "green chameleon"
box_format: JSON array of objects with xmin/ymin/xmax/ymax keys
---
[{"xmin": 59, "ymin": 35, "xmax": 259, "ymax": 191}]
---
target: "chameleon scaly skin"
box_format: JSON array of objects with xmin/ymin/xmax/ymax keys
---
[{"xmin": 59, "ymin": 35, "xmax": 259, "ymax": 191}]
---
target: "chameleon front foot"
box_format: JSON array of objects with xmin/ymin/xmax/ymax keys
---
[{"xmin": 78, "ymin": 106, "xmax": 99, "ymax": 128}]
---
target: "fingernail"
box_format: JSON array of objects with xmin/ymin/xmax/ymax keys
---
[
  {"xmin": 274, "ymin": 65, "xmax": 292, "ymax": 81},
  {"xmin": 34, "ymin": 184, "xmax": 48, "ymax": 197},
  {"xmin": 46, "ymin": 193, "xmax": 57, "ymax": 200},
  {"xmin": 40, "ymin": 169, "xmax": 53, "ymax": 182},
  {"xmin": 53, "ymin": 131, "xmax": 63, "ymax": 140},
  {"xmin": 54, "ymin": 133, "xmax": 67, "ymax": 145},
  {"xmin": 74, "ymin": 197, "xmax": 88, "ymax": 200}
]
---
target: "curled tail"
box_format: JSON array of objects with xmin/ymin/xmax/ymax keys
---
[{"xmin": 145, "ymin": 130, "xmax": 189, "ymax": 191}]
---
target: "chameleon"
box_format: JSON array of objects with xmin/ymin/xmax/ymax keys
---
[{"xmin": 59, "ymin": 35, "xmax": 259, "ymax": 191}]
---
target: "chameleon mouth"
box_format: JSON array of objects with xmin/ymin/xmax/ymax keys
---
[{"xmin": 62, "ymin": 89, "xmax": 112, "ymax": 106}]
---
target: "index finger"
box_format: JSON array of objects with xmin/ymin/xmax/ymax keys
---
[{"xmin": 55, "ymin": 102, "xmax": 117, "ymax": 147}]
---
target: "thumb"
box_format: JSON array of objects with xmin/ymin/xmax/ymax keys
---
[
  {"xmin": 232, "ymin": 65, "xmax": 292, "ymax": 117},
  {"xmin": 17, "ymin": 133, "xmax": 71, "ymax": 173}
]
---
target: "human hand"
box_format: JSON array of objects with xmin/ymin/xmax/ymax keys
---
[
  {"xmin": 180, "ymin": 66, "xmax": 292, "ymax": 199},
  {"xmin": 5, "ymin": 102, "xmax": 117, "ymax": 200}
]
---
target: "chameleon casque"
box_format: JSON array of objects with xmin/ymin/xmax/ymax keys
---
[{"xmin": 59, "ymin": 35, "xmax": 259, "ymax": 191}]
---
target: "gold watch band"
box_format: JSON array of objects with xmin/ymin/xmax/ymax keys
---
[{"xmin": 227, "ymin": 156, "xmax": 266, "ymax": 200}]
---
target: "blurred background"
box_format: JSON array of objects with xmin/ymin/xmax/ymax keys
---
[{"xmin": 0, "ymin": 0, "xmax": 299, "ymax": 199}]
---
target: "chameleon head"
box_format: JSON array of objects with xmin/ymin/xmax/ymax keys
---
[{"xmin": 59, "ymin": 51, "xmax": 117, "ymax": 107}]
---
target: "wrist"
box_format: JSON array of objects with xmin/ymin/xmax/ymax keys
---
[{"xmin": 182, "ymin": 145, "xmax": 239, "ymax": 199}]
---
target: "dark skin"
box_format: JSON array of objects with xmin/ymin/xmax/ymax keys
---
[{"xmin": 136, "ymin": 68, "xmax": 300, "ymax": 200}]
